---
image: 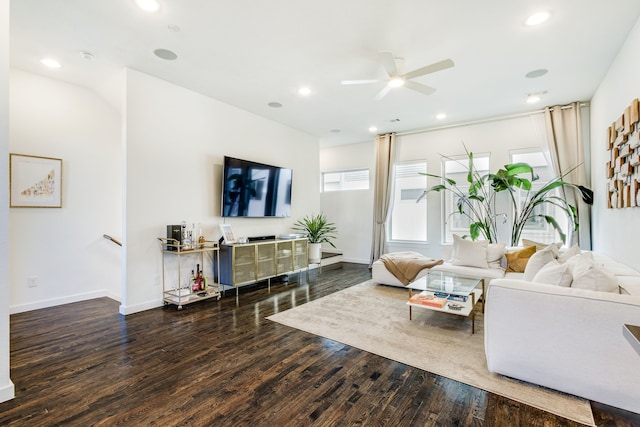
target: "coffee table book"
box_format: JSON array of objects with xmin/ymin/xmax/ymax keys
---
[{"xmin": 409, "ymin": 291, "xmax": 448, "ymax": 308}]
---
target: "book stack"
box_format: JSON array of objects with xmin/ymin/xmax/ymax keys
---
[
  {"xmin": 409, "ymin": 291, "xmax": 448, "ymax": 308},
  {"xmin": 433, "ymin": 292, "xmax": 468, "ymax": 302}
]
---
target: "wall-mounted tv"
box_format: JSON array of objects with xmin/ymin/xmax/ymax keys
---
[{"xmin": 222, "ymin": 156, "xmax": 292, "ymax": 217}]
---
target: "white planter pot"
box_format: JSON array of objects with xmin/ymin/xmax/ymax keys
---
[{"xmin": 308, "ymin": 242, "xmax": 322, "ymax": 264}]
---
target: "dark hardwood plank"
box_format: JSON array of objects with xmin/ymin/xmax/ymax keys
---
[{"xmin": 0, "ymin": 263, "xmax": 638, "ymax": 426}]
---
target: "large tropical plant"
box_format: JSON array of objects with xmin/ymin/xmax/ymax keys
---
[
  {"xmin": 420, "ymin": 151, "xmax": 501, "ymax": 243},
  {"xmin": 292, "ymin": 213, "xmax": 337, "ymax": 247},
  {"xmin": 491, "ymin": 162, "xmax": 593, "ymax": 246},
  {"xmin": 420, "ymin": 148, "xmax": 594, "ymax": 246}
]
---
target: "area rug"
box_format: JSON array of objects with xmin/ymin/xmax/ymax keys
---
[{"xmin": 267, "ymin": 280, "xmax": 595, "ymax": 426}]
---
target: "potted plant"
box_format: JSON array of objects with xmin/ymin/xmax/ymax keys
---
[
  {"xmin": 292, "ymin": 213, "xmax": 337, "ymax": 263},
  {"xmin": 419, "ymin": 146, "xmax": 593, "ymax": 246}
]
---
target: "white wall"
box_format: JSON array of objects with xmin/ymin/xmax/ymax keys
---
[
  {"xmin": 122, "ymin": 69, "xmax": 319, "ymax": 314},
  {"xmin": 590, "ymin": 15, "xmax": 640, "ymax": 271},
  {"xmin": 320, "ymin": 141, "xmax": 374, "ymax": 263},
  {"xmin": 8, "ymin": 70, "xmax": 122, "ymax": 313},
  {"xmin": 0, "ymin": 0, "xmax": 14, "ymax": 403},
  {"xmin": 320, "ymin": 114, "xmax": 552, "ymax": 262}
]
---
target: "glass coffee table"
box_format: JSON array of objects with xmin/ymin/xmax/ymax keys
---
[{"xmin": 406, "ymin": 270, "xmax": 485, "ymax": 334}]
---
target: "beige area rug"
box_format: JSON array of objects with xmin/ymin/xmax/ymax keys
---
[{"xmin": 267, "ymin": 280, "xmax": 595, "ymax": 426}]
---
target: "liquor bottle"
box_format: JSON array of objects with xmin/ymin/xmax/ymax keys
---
[
  {"xmin": 195, "ymin": 264, "xmax": 201, "ymax": 290},
  {"xmin": 191, "ymin": 270, "xmax": 198, "ymax": 292},
  {"xmin": 198, "ymin": 269, "xmax": 205, "ymax": 291}
]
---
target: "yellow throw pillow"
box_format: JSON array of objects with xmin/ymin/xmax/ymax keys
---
[{"xmin": 506, "ymin": 245, "xmax": 537, "ymax": 273}]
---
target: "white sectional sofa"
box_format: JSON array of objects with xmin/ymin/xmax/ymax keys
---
[
  {"xmin": 372, "ymin": 240, "xmax": 640, "ymax": 414},
  {"xmin": 485, "ymin": 273, "xmax": 640, "ymax": 415}
]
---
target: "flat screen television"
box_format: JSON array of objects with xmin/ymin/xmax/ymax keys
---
[{"xmin": 222, "ymin": 156, "xmax": 292, "ymax": 217}]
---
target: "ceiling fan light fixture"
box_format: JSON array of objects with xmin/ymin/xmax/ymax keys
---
[
  {"xmin": 40, "ymin": 58, "xmax": 61, "ymax": 69},
  {"xmin": 388, "ymin": 77, "xmax": 405, "ymax": 88}
]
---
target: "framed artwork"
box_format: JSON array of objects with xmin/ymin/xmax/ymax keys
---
[
  {"xmin": 10, "ymin": 154, "xmax": 62, "ymax": 208},
  {"xmin": 219, "ymin": 224, "xmax": 236, "ymax": 244}
]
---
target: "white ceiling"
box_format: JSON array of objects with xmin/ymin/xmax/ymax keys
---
[{"xmin": 9, "ymin": 0, "xmax": 640, "ymax": 147}]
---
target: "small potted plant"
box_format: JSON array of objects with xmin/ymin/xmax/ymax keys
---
[{"xmin": 293, "ymin": 213, "xmax": 337, "ymax": 263}]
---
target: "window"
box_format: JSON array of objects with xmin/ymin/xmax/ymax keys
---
[
  {"xmin": 389, "ymin": 161, "xmax": 427, "ymax": 242},
  {"xmin": 442, "ymin": 154, "xmax": 490, "ymax": 244},
  {"xmin": 510, "ymin": 148, "xmax": 566, "ymax": 245},
  {"xmin": 322, "ymin": 169, "xmax": 369, "ymax": 192}
]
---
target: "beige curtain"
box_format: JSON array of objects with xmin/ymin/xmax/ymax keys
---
[
  {"xmin": 544, "ymin": 102, "xmax": 591, "ymax": 248},
  {"xmin": 370, "ymin": 133, "xmax": 396, "ymax": 265}
]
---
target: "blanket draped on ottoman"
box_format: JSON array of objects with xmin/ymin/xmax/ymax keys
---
[{"xmin": 379, "ymin": 251, "xmax": 444, "ymax": 285}]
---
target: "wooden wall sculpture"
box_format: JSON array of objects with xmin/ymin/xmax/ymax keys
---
[{"xmin": 606, "ymin": 98, "xmax": 640, "ymax": 208}]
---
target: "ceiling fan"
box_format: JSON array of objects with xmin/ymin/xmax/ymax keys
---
[{"xmin": 341, "ymin": 52, "xmax": 455, "ymax": 100}]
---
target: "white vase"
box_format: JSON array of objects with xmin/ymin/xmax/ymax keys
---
[{"xmin": 308, "ymin": 242, "xmax": 322, "ymax": 264}]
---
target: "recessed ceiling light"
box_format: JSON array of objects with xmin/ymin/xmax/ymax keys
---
[
  {"xmin": 298, "ymin": 87, "xmax": 312, "ymax": 96},
  {"xmin": 80, "ymin": 51, "xmax": 95, "ymax": 61},
  {"xmin": 369, "ymin": 126, "xmax": 378, "ymax": 133},
  {"xmin": 135, "ymin": 0, "xmax": 160, "ymax": 13},
  {"xmin": 40, "ymin": 58, "xmax": 61, "ymax": 69},
  {"xmin": 268, "ymin": 102, "xmax": 283, "ymax": 108},
  {"xmin": 525, "ymin": 11, "xmax": 550, "ymax": 26},
  {"xmin": 527, "ymin": 94, "xmax": 541, "ymax": 104},
  {"xmin": 436, "ymin": 113, "xmax": 447, "ymax": 120},
  {"xmin": 153, "ymin": 49, "xmax": 177, "ymax": 60},
  {"xmin": 525, "ymin": 69, "xmax": 548, "ymax": 78},
  {"xmin": 388, "ymin": 78, "xmax": 405, "ymax": 88}
]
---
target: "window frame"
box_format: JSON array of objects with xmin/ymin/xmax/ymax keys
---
[{"xmin": 388, "ymin": 160, "xmax": 428, "ymax": 244}]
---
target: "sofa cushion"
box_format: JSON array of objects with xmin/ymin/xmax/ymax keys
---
[
  {"xmin": 532, "ymin": 259, "xmax": 573, "ymax": 287},
  {"xmin": 522, "ymin": 239, "xmax": 563, "ymax": 251},
  {"xmin": 557, "ymin": 244, "xmax": 581, "ymax": 263},
  {"xmin": 451, "ymin": 234, "xmax": 488, "ymax": 268},
  {"xmin": 505, "ymin": 245, "xmax": 536, "ymax": 273},
  {"xmin": 432, "ymin": 263, "xmax": 506, "ymax": 281},
  {"xmin": 486, "ymin": 243, "xmax": 507, "ymax": 269},
  {"xmin": 524, "ymin": 245, "xmax": 559, "ymax": 281},
  {"xmin": 617, "ymin": 276, "xmax": 640, "ymax": 296},
  {"xmin": 571, "ymin": 254, "xmax": 619, "ymax": 293}
]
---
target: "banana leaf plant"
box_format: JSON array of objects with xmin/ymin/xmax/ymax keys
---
[
  {"xmin": 419, "ymin": 149, "xmax": 594, "ymax": 246},
  {"xmin": 491, "ymin": 162, "xmax": 593, "ymax": 246},
  {"xmin": 419, "ymin": 151, "xmax": 501, "ymax": 243}
]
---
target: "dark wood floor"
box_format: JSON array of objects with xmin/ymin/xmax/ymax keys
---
[{"xmin": 1, "ymin": 263, "xmax": 639, "ymax": 426}]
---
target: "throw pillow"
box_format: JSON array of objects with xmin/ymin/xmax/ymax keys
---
[
  {"xmin": 557, "ymin": 244, "xmax": 581, "ymax": 263},
  {"xmin": 505, "ymin": 245, "xmax": 536, "ymax": 273},
  {"xmin": 524, "ymin": 244, "xmax": 560, "ymax": 281},
  {"xmin": 522, "ymin": 238, "xmax": 563, "ymax": 251},
  {"xmin": 532, "ymin": 259, "xmax": 573, "ymax": 287},
  {"xmin": 571, "ymin": 254, "xmax": 619, "ymax": 293},
  {"xmin": 451, "ymin": 234, "xmax": 489, "ymax": 268},
  {"xmin": 486, "ymin": 243, "xmax": 507, "ymax": 269}
]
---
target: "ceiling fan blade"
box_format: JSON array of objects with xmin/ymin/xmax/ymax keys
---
[
  {"xmin": 404, "ymin": 80, "xmax": 436, "ymax": 96},
  {"xmin": 341, "ymin": 79, "xmax": 380, "ymax": 85},
  {"xmin": 402, "ymin": 58, "xmax": 455, "ymax": 80},
  {"xmin": 374, "ymin": 84, "xmax": 393, "ymax": 100},
  {"xmin": 378, "ymin": 51, "xmax": 399, "ymax": 77}
]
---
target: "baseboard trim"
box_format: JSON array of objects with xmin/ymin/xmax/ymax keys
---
[
  {"xmin": 0, "ymin": 381, "xmax": 15, "ymax": 403},
  {"xmin": 10, "ymin": 290, "xmax": 114, "ymax": 314},
  {"xmin": 119, "ymin": 299, "xmax": 163, "ymax": 316},
  {"xmin": 341, "ymin": 257, "xmax": 370, "ymax": 265}
]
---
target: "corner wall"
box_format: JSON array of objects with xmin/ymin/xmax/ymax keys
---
[
  {"xmin": 9, "ymin": 70, "xmax": 122, "ymax": 312},
  {"xmin": 590, "ymin": 15, "xmax": 640, "ymax": 270},
  {"xmin": 121, "ymin": 69, "xmax": 319, "ymax": 314},
  {"xmin": 0, "ymin": 0, "xmax": 15, "ymax": 402}
]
